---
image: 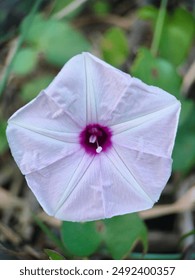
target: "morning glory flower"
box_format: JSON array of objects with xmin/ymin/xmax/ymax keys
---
[{"xmin": 6, "ymin": 52, "xmax": 181, "ymax": 222}]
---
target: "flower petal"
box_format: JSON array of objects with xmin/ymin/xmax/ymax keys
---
[
  {"xmin": 26, "ymin": 153, "xmax": 105, "ymax": 222},
  {"xmin": 83, "ymin": 53, "xmax": 98, "ymax": 123},
  {"xmin": 45, "ymin": 54, "xmax": 87, "ymax": 126},
  {"xmin": 25, "ymin": 150, "xmax": 86, "ymax": 216},
  {"xmin": 100, "ymin": 152, "xmax": 154, "ymax": 218},
  {"xmin": 111, "ymin": 145, "xmax": 172, "ymax": 203},
  {"xmin": 82, "ymin": 54, "xmax": 179, "ymax": 127},
  {"xmin": 112, "ymin": 102, "xmax": 180, "ymax": 158},
  {"xmin": 81, "ymin": 53, "xmax": 131, "ymax": 124},
  {"xmin": 6, "ymin": 92, "xmax": 80, "ymax": 174}
]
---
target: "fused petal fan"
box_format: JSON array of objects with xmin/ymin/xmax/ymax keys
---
[{"xmin": 6, "ymin": 52, "xmax": 181, "ymax": 221}]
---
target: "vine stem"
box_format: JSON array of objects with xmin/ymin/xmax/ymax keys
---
[
  {"xmin": 0, "ymin": 0, "xmax": 42, "ymax": 97},
  {"xmin": 53, "ymin": 0, "xmax": 88, "ymax": 19},
  {"xmin": 151, "ymin": 0, "xmax": 168, "ymax": 57}
]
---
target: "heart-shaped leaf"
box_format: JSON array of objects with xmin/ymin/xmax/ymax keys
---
[
  {"xmin": 12, "ymin": 48, "xmax": 38, "ymax": 75},
  {"xmin": 131, "ymin": 48, "xmax": 181, "ymax": 97},
  {"xmin": 103, "ymin": 213, "xmax": 148, "ymax": 259},
  {"xmin": 61, "ymin": 221, "xmax": 101, "ymax": 257},
  {"xmin": 21, "ymin": 14, "xmax": 91, "ymax": 66},
  {"xmin": 159, "ymin": 8, "xmax": 195, "ymax": 66},
  {"xmin": 173, "ymin": 107, "xmax": 195, "ymax": 173},
  {"xmin": 101, "ymin": 27, "xmax": 129, "ymax": 67},
  {"xmin": 61, "ymin": 213, "xmax": 148, "ymax": 259}
]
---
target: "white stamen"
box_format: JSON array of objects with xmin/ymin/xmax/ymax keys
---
[
  {"xmin": 89, "ymin": 135, "xmax": 97, "ymax": 143},
  {"xmin": 89, "ymin": 133, "xmax": 103, "ymax": 153},
  {"xmin": 96, "ymin": 146, "xmax": 102, "ymax": 153}
]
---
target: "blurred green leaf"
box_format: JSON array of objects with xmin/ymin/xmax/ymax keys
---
[
  {"xmin": 179, "ymin": 99, "xmax": 194, "ymax": 127},
  {"xmin": 0, "ymin": 121, "xmax": 8, "ymax": 154},
  {"xmin": 44, "ymin": 249, "xmax": 65, "ymax": 260},
  {"xmin": 131, "ymin": 48, "xmax": 181, "ymax": 97},
  {"xmin": 11, "ymin": 48, "xmax": 38, "ymax": 75},
  {"xmin": 101, "ymin": 27, "xmax": 129, "ymax": 67},
  {"xmin": 173, "ymin": 107, "xmax": 195, "ymax": 173},
  {"xmin": 138, "ymin": 6, "xmax": 195, "ymax": 66},
  {"xmin": 173, "ymin": 131, "xmax": 195, "ymax": 173},
  {"xmin": 42, "ymin": 21, "xmax": 90, "ymax": 66},
  {"xmin": 61, "ymin": 221, "xmax": 101, "ymax": 257},
  {"xmin": 21, "ymin": 14, "xmax": 91, "ymax": 66},
  {"xmin": 21, "ymin": 75, "xmax": 54, "ymax": 102},
  {"xmin": 138, "ymin": 5, "xmax": 158, "ymax": 21},
  {"xmin": 92, "ymin": 0, "xmax": 111, "ymax": 16},
  {"xmin": 61, "ymin": 214, "xmax": 147, "ymax": 259},
  {"xmin": 103, "ymin": 214, "xmax": 148, "ymax": 260},
  {"xmin": 159, "ymin": 8, "xmax": 195, "ymax": 66},
  {"xmin": 21, "ymin": 14, "xmax": 46, "ymax": 46}
]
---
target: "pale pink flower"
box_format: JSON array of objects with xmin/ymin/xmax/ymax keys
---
[{"xmin": 6, "ymin": 53, "xmax": 181, "ymax": 222}]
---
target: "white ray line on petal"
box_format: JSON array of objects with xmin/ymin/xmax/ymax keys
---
[
  {"xmin": 54, "ymin": 153, "xmax": 95, "ymax": 216},
  {"xmin": 8, "ymin": 121, "xmax": 79, "ymax": 143},
  {"xmin": 113, "ymin": 140, "xmax": 170, "ymax": 160},
  {"xmin": 99, "ymin": 154, "xmax": 107, "ymax": 217},
  {"xmin": 111, "ymin": 102, "xmax": 179, "ymax": 135},
  {"xmin": 83, "ymin": 53, "xmax": 98, "ymax": 123},
  {"xmin": 100, "ymin": 76, "xmax": 131, "ymax": 123},
  {"xmin": 106, "ymin": 148, "xmax": 154, "ymax": 204}
]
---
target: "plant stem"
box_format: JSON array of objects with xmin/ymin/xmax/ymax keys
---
[
  {"xmin": 130, "ymin": 252, "xmax": 182, "ymax": 260},
  {"xmin": 0, "ymin": 0, "xmax": 42, "ymax": 97},
  {"xmin": 151, "ymin": 0, "xmax": 168, "ymax": 57},
  {"xmin": 53, "ymin": 0, "xmax": 88, "ymax": 19}
]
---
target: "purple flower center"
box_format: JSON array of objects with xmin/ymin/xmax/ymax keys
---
[{"xmin": 79, "ymin": 124, "xmax": 112, "ymax": 155}]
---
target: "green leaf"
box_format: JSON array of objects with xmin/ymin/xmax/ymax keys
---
[
  {"xmin": 179, "ymin": 99, "xmax": 194, "ymax": 127},
  {"xmin": 21, "ymin": 14, "xmax": 91, "ymax": 66},
  {"xmin": 92, "ymin": 0, "xmax": 111, "ymax": 16},
  {"xmin": 42, "ymin": 21, "xmax": 91, "ymax": 66},
  {"xmin": 0, "ymin": 120, "xmax": 8, "ymax": 154},
  {"xmin": 101, "ymin": 27, "xmax": 129, "ymax": 67},
  {"xmin": 138, "ymin": 5, "xmax": 158, "ymax": 21},
  {"xmin": 21, "ymin": 14, "xmax": 46, "ymax": 46},
  {"xmin": 44, "ymin": 249, "xmax": 65, "ymax": 260},
  {"xmin": 138, "ymin": 7, "xmax": 194, "ymax": 66},
  {"xmin": 173, "ymin": 130, "xmax": 195, "ymax": 173},
  {"xmin": 11, "ymin": 48, "xmax": 38, "ymax": 75},
  {"xmin": 131, "ymin": 48, "xmax": 181, "ymax": 97},
  {"xmin": 103, "ymin": 213, "xmax": 148, "ymax": 260},
  {"xmin": 21, "ymin": 75, "xmax": 54, "ymax": 102},
  {"xmin": 61, "ymin": 221, "xmax": 102, "ymax": 257},
  {"xmin": 173, "ymin": 109, "xmax": 195, "ymax": 173},
  {"xmin": 159, "ymin": 8, "xmax": 195, "ymax": 66}
]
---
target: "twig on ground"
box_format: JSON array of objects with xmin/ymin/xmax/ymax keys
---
[
  {"xmin": 0, "ymin": 186, "xmax": 25, "ymax": 210},
  {"xmin": 73, "ymin": 14, "xmax": 135, "ymax": 30},
  {"xmin": 140, "ymin": 186, "xmax": 195, "ymax": 219},
  {"xmin": 0, "ymin": 222, "xmax": 22, "ymax": 245}
]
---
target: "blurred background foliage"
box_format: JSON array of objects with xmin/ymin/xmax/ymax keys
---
[{"xmin": 0, "ymin": 0, "xmax": 195, "ymax": 260}]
